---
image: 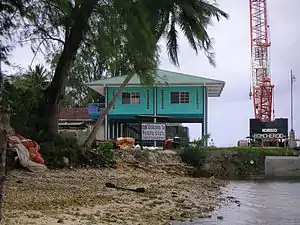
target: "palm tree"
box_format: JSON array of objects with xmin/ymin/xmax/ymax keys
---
[
  {"xmin": 84, "ymin": 0, "xmax": 228, "ymax": 147},
  {"xmin": 13, "ymin": 64, "xmax": 50, "ymax": 90}
]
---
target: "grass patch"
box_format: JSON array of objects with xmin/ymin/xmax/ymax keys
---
[{"xmin": 180, "ymin": 147, "xmax": 294, "ymax": 155}]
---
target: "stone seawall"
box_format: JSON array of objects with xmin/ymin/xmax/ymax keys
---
[
  {"xmin": 192, "ymin": 150, "xmax": 266, "ymax": 179},
  {"xmin": 265, "ymin": 156, "xmax": 300, "ymax": 178}
]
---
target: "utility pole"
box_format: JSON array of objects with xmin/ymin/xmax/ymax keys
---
[
  {"xmin": 289, "ymin": 70, "xmax": 296, "ymax": 148},
  {"xmin": 291, "ymin": 70, "xmax": 295, "ymax": 130}
]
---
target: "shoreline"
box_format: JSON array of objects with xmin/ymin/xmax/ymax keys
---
[{"xmin": 3, "ymin": 166, "xmax": 227, "ymax": 225}]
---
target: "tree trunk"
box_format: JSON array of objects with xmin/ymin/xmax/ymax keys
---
[
  {"xmin": 40, "ymin": 1, "xmax": 98, "ymax": 134},
  {"xmin": 0, "ymin": 112, "xmax": 9, "ymax": 222},
  {"xmin": 84, "ymin": 73, "xmax": 135, "ymax": 148}
]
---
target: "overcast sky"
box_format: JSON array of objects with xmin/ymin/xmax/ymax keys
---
[{"xmin": 3, "ymin": 0, "xmax": 300, "ymax": 146}]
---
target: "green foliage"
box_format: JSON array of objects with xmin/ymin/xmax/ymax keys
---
[
  {"xmin": 0, "ymin": 65, "xmax": 50, "ymax": 137},
  {"xmin": 96, "ymin": 141, "xmax": 115, "ymax": 151},
  {"xmin": 45, "ymin": 0, "xmax": 160, "ymax": 107},
  {"xmin": 38, "ymin": 134, "xmax": 116, "ymax": 168},
  {"xmin": 92, "ymin": 141, "xmax": 115, "ymax": 163},
  {"xmin": 195, "ymin": 147, "xmax": 295, "ymax": 156},
  {"xmin": 191, "ymin": 134, "xmax": 211, "ymax": 148},
  {"xmin": 0, "ymin": 0, "xmax": 27, "ymax": 63}
]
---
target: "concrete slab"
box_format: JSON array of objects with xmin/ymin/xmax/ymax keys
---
[{"xmin": 265, "ymin": 156, "xmax": 300, "ymax": 178}]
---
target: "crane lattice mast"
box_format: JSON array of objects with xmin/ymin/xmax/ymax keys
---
[{"xmin": 249, "ymin": 0, "xmax": 274, "ymax": 122}]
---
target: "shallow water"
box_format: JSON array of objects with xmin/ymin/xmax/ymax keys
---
[{"xmin": 175, "ymin": 181, "xmax": 300, "ymax": 225}]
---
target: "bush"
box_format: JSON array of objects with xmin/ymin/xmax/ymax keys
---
[
  {"xmin": 92, "ymin": 141, "xmax": 115, "ymax": 161},
  {"xmin": 38, "ymin": 135, "xmax": 116, "ymax": 168},
  {"xmin": 38, "ymin": 133, "xmax": 82, "ymax": 167},
  {"xmin": 197, "ymin": 147, "xmax": 295, "ymax": 156},
  {"xmin": 96, "ymin": 141, "xmax": 115, "ymax": 150}
]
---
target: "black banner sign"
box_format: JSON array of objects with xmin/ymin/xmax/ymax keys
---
[{"xmin": 249, "ymin": 118, "xmax": 288, "ymax": 139}]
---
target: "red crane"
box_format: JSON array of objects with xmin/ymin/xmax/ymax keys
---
[{"xmin": 249, "ymin": 0, "xmax": 274, "ymax": 122}]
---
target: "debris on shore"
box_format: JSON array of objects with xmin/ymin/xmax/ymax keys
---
[{"xmin": 3, "ymin": 165, "xmax": 226, "ymax": 225}]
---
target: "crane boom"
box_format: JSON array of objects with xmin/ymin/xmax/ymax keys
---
[
  {"xmin": 243, "ymin": 1, "xmax": 289, "ymax": 148},
  {"xmin": 249, "ymin": 0, "xmax": 274, "ymax": 122}
]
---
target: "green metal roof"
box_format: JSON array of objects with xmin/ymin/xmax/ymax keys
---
[
  {"xmin": 87, "ymin": 69, "xmax": 224, "ymax": 85},
  {"xmin": 86, "ymin": 69, "xmax": 225, "ymax": 97}
]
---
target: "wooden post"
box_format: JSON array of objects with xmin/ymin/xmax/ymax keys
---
[{"xmin": 0, "ymin": 111, "xmax": 10, "ymax": 222}]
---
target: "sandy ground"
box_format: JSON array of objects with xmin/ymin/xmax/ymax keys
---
[{"xmin": 3, "ymin": 165, "xmax": 226, "ymax": 225}]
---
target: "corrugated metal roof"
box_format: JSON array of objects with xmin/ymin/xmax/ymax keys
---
[
  {"xmin": 87, "ymin": 69, "xmax": 224, "ymax": 85},
  {"xmin": 59, "ymin": 108, "xmax": 91, "ymax": 121}
]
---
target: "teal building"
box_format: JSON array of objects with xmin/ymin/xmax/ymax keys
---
[{"xmin": 86, "ymin": 69, "xmax": 225, "ymax": 145}]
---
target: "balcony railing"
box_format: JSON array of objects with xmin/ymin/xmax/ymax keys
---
[{"xmin": 88, "ymin": 103, "xmax": 105, "ymax": 119}]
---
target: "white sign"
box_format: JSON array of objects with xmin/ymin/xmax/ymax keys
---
[
  {"xmin": 262, "ymin": 128, "xmax": 278, "ymax": 132},
  {"xmin": 141, "ymin": 123, "xmax": 166, "ymax": 141}
]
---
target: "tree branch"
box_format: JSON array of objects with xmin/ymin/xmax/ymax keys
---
[
  {"xmin": 30, "ymin": 39, "xmax": 46, "ymax": 67},
  {"xmin": 35, "ymin": 24, "xmax": 65, "ymax": 45}
]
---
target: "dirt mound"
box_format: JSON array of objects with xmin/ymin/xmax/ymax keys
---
[{"xmin": 113, "ymin": 149, "xmax": 182, "ymax": 165}]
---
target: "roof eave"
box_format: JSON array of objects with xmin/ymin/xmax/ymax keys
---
[
  {"xmin": 87, "ymin": 82, "xmax": 224, "ymax": 86},
  {"xmin": 206, "ymin": 82, "xmax": 225, "ymax": 97}
]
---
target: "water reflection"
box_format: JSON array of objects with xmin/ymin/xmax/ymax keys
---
[{"xmin": 176, "ymin": 181, "xmax": 300, "ymax": 225}]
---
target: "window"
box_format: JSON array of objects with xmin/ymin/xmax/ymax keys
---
[
  {"xmin": 122, "ymin": 92, "xmax": 131, "ymax": 104},
  {"xmin": 131, "ymin": 92, "xmax": 140, "ymax": 104},
  {"xmin": 122, "ymin": 92, "xmax": 140, "ymax": 104},
  {"xmin": 171, "ymin": 91, "xmax": 189, "ymax": 104}
]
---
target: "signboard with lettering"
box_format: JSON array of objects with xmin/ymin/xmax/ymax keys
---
[
  {"xmin": 249, "ymin": 118, "xmax": 288, "ymax": 139},
  {"xmin": 141, "ymin": 123, "xmax": 166, "ymax": 141}
]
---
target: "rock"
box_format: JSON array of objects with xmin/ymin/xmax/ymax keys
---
[
  {"xmin": 180, "ymin": 212, "xmax": 189, "ymax": 218},
  {"xmin": 63, "ymin": 157, "xmax": 69, "ymax": 165},
  {"xmin": 169, "ymin": 216, "xmax": 175, "ymax": 220},
  {"xmin": 217, "ymin": 216, "xmax": 224, "ymax": 220},
  {"xmin": 135, "ymin": 187, "xmax": 146, "ymax": 193},
  {"xmin": 178, "ymin": 199, "xmax": 185, "ymax": 203},
  {"xmin": 57, "ymin": 218, "xmax": 64, "ymax": 223}
]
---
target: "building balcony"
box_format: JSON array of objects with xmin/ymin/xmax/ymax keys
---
[{"xmin": 88, "ymin": 103, "xmax": 105, "ymax": 119}]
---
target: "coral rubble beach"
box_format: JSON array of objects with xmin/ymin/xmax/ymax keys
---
[{"xmin": 3, "ymin": 166, "xmax": 226, "ymax": 225}]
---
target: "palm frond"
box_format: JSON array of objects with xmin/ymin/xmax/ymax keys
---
[
  {"xmin": 175, "ymin": 0, "xmax": 228, "ymax": 66},
  {"xmin": 166, "ymin": 14, "xmax": 179, "ymax": 66},
  {"xmin": 177, "ymin": 8, "xmax": 199, "ymax": 53}
]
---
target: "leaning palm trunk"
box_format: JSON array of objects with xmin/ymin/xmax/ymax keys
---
[{"xmin": 84, "ymin": 72, "xmax": 135, "ymax": 148}]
